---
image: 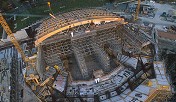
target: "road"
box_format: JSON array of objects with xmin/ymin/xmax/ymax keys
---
[
  {"xmin": 139, "ymin": 2, "xmax": 176, "ymax": 26},
  {"xmin": 138, "ymin": 2, "xmax": 176, "ymax": 60}
]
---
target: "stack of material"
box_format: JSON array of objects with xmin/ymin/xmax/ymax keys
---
[{"xmin": 52, "ymin": 73, "xmax": 67, "ymax": 92}]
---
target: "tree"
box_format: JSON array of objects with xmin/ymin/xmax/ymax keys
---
[{"xmin": 1, "ymin": 1, "xmax": 9, "ymax": 11}]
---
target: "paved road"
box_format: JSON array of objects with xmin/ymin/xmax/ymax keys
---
[
  {"xmin": 138, "ymin": 2, "xmax": 176, "ymax": 60},
  {"xmin": 139, "ymin": 3, "xmax": 176, "ymax": 26}
]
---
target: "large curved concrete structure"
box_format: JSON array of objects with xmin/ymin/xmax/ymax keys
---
[
  {"xmin": 32, "ymin": 8, "xmax": 172, "ymax": 102},
  {"xmin": 35, "ymin": 8, "xmax": 126, "ymax": 46}
]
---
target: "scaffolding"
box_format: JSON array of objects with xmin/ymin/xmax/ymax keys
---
[
  {"xmin": 145, "ymin": 89, "xmax": 172, "ymax": 102},
  {"xmin": 72, "ymin": 42, "xmax": 89, "ymax": 79},
  {"xmin": 39, "ymin": 22, "xmax": 153, "ymax": 80},
  {"xmin": 91, "ymin": 40, "xmax": 110, "ymax": 72},
  {"xmin": 10, "ymin": 48, "xmax": 23, "ymax": 102}
]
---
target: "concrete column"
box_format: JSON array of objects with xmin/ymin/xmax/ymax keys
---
[
  {"xmin": 92, "ymin": 43, "xmax": 110, "ymax": 72},
  {"xmin": 72, "ymin": 44, "xmax": 89, "ymax": 79},
  {"xmin": 36, "ymin": 45, "xmax": 45, "ymax": 80},
  {"xmin": 152, "ymin": 27, "xmax": 159, "ymax": 61}
]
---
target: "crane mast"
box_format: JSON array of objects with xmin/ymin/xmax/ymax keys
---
[
  {"xmin": 134, "ymin": 0, "xmax": 141, "ymax": 21},
  {"xmin": 0, "ymin": 13, "xmax": 29, "ymax": 62}
]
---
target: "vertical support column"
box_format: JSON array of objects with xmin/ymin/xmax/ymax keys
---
[
  {"xmin": 36, "ymin": 45, "xmax": 46, "ymax": 80},
  {"xmin": 72, "ymin": 43, "xmax": 89, "ymax": 79},
  {"xmin": 152, "ymin": 27, "xmax": 159, "ymax": 61},
  {"xmin": 108, "ymin": 40, "xmax": 122, "ymax": 54},
  {"xmin": 92, "ymin": 42, "xmax": 110, "ymax": 72},
  {"xmin": 63, "ymin": 56, "xmax": 69, "ymax": 71}
]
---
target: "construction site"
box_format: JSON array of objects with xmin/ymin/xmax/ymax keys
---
[{"xmin": 0, "ymin": 0, "xmax": 176, "ymax": 102}]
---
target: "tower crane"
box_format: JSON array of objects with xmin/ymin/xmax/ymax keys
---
[
  {"xmin": 0, "ymin": 2, "xmax": 53, "ymax": 56},
  {"xmin": 0, "ymin": 12, "xmax": 62, "ymax": 91},
  {"xmin": 0, "ymin": 13, "xmax": 41, "ymax": 90},
  {"xmin": 0, "ymin": 13, "xmax": 29, "ymax": 62},
  {"xmin": 134, "ymin": 0, "xmax": 141, "ymax": 21}
]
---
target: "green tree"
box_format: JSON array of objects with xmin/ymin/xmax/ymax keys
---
[{"xmin": 2, "ymin": 1, "xmax": 9, "ymax": 10}]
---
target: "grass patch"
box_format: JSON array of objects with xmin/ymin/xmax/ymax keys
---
[
  {"xmin": 14, "ymin": 0, "xmax": 108, "ymax": 31},
  {"xmin": 14, "ymin": 0, "xmax": 129, "ymax": 31},
  {"xmin": 28, "ymin": 0, "xmax": 107, "ymax": 14}
]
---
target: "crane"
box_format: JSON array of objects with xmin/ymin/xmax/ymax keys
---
[
  {"xmin": 0, "ymin": 3, "xmax": 54, "ymax": 57},
  {"xmin": 134, "ymin": 0, "xmax": 141, "ymax": 21},
  {"xmin": 0, "ymin": 13, "xmax": 29, "ymax": 62},
  {"xmin": 0, "ymin": 13, "xmax": 49, "ymax": 92}
]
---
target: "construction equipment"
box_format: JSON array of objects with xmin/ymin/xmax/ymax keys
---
[
  {"xmin": 40, "ymin": 65, "xmax": 64, "ymax": 87},
  {"xmin": 134, "ymin": 0, "xmax": 141, "ymax": 21},
  {"xmin": 54, "ymin": 65, "xmax": 61, "ymax": 73},
  {"xmin": 0, "ymin": 13, "xmax": 38, "ymax": 70},
  {"xmin": 40, "ymin": 77, "xmax": 51, "ymax": 87},
  {"xmin": 47, "ymin": 2, "xmax": 56, "ymax": 19},
  {"xmin": 25, "ymin": 74, "xmax": 40, "ymax": 90},
  {"xmin": 0, "ymin": 13, "xmax": 29, "ymax": 62},
  {"xmin": 26, "ymin": 74, "xmax": 40, "ymax": 84},
  {"xmin": 0, "ymin": 13, "xmax": 41, "ymax": 89}
]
